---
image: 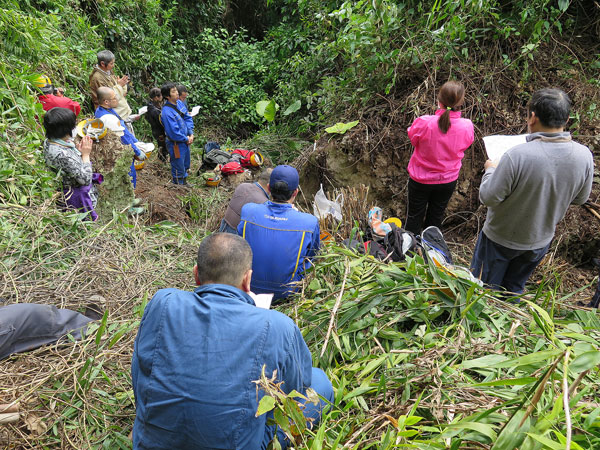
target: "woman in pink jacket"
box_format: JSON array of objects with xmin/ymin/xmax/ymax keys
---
[{"xmin": 405, "ymin": 81, "xmax": 474, "ymax": 235}]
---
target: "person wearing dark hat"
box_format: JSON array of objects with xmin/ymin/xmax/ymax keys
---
[{"xmin": 238, "ymin": 165, "xmax": 320, "ymax": 301}]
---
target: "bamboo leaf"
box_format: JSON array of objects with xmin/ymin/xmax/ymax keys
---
[{"xmin": 256, "ymin": 395, "xmax": 276, "ymax": 416}]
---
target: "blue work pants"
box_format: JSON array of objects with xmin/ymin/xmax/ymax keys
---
[
  {"xmin": 167, "ymin": 141, "xmax": 190, "ymax": 184},
  {"xmin": 470, "ymin": 231, "xmax": 550, "ymax": 294},
  {"xmin": 218, "ymin": 219, "xmax": 238, "ymax": 234}
]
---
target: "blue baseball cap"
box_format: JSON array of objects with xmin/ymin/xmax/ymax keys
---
[{"xmin": 270, "ymin": 165, "xmax": 299, "ymax": 191}]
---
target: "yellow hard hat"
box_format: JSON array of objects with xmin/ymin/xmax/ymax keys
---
[
  {"xmin": 76, "ymin": 119, "xmax": 107, "ymax": 140},
  {"xmin": 384, "ymin": 217, "xmax": 402, "ymax": 228},
  {"xmin": 33, "ymin": 75, "xmax": 52, "ymax": 88},
  {"xmin": 250, "ymin": 151, "xmax": 264, "ymax": 167},
  {"xmin": 134, "ymin": 159, "xmax": 146, "ymax": 171},
  {"xmin": 206, "ymin": 176, "xmax": 222, "ymax": 187}
]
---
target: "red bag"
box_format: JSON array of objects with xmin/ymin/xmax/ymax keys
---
[
  {"xmin": 231, "ymin": 149, "xmax": 263, "ymax": 168},
  {"xmin": 219, "ymin": 161, "xmax": 244, "ymax": 175}
]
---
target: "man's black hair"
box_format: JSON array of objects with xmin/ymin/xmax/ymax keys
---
[
  {"xmin": 161, "ymin": 82, "xmax": 177, "ymax": 99},
  {"xmin": 97, "ymin": 50, "xmax": 115, "ymax": 66},
  {"xmin": 176, "ymin": 84, "xmax": 188, "ymax": 94},
  {"xmin": 149, "ymin": 87, "xmax": 161, "ymax": 99},
  {"xmin": 270, "ymin": 181, "xmax": 294, "ymax": 202},
  {"xmin": 43, "ymin": 107, "xmax": 76, "ymax": 140},
  {"xmin": 196, "ymin": 233, "xmax": 252, "ymax": 286},
  {"xmin": 528, "ymin": 88, "xmax": 571, "ymax": 128}
]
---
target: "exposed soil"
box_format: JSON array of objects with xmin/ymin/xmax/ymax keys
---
[{"xmin": 295, "ymin": 44, "xmax": 600, "ymax": 305}]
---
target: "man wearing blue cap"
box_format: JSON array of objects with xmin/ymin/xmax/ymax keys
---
[{"xmin": 238, "ymin": 165, "xmax": 320, "ymax": 301}]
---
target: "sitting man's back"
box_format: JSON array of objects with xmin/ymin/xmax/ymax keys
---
[
  {"xmin": 238, "ymin": 165, "xmax": 320, "ymax": 300},
  {"xmin": 131, "ymin": 233, "xmax": 332, "ymax": 450}
]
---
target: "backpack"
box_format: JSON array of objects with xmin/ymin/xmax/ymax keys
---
[
  {"xmin": 219, "ymin": 161, "xmax": 244, "ymax": 175},
  {"xmin": 419, "ymin": 226, "xmax": 453, "ymax": 266},
  {"xmin": 231, "ymin": 149, "xmax": 263, "ymax": 168},
  {"xmin": 201, "ymin": 142, "xmax": 234, "ymax": 170},
  {"xmin": 342, "ymin": 238, "xmax": 388, "ymax": 260},
  {"xmin": 383, "ymin": 225, "xmax": 418, "ymax": 262}
]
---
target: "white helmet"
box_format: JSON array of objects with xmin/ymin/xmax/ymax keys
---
[{"xmin": 100, "ymin": 114, "xmax": 125, "ymax": 136}]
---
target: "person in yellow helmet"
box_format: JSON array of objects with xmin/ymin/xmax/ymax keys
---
[{"xmin": 34, "ymin": 75, "xmax": 81, "ymax": 116}]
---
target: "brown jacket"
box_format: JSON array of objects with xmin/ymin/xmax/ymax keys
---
[{"xmin": 89, "ymin": 66, "xmax": 131, "ymax": 118}]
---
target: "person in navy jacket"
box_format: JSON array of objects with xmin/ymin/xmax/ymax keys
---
[
  {"xmin": 160, "ymin": 82, "xmax": 194, "ymax": 184},
  {"xmin": 131, "ymin": 233, "xmax": 333, "ymax": 449},
  {"xmin": 238, "ymin": 165, "xmax": 320, "ymax": 301}
]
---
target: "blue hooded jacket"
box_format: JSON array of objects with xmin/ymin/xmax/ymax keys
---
[
  {"xmin": 161, "ymin": 100, "xmax": 194, "ymax": 143},
  {"xmin": 95, "ymin": 106, "xmax": 142, "ymax": 157},
  {"xmin": 238, "ymin": 202, "xmax": 320, "ymax": 299},
  {"xmin": 131, "ymin": 284, "xmax": 313, "ymax": 449}
]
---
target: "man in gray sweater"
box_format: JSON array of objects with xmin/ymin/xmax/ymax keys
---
[
  {"xmin": 219, "ymin": 168, "xmax": 272, "ymax": 234},
  {"xmin": 471, "ymin": 88, "xmax": 594, "ymax": 294}
]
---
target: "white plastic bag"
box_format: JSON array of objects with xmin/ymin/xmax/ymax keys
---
[{"xmin": 313, "ymin": 184, "xmax": 343, "ymax": 221}]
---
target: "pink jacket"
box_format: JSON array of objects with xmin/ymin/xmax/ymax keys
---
[{"xmin": 407, "ymin": 109, "xmax": 474, "ymax": 184}]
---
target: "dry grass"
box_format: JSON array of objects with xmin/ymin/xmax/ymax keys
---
[{"xmin": 0, "ymin": 204, "xmax": 203, "ymax": 448}]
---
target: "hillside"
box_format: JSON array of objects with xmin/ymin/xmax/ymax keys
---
[{"xmin": 2, "ymin": 0, "xmax": 600, "ymax": 449}]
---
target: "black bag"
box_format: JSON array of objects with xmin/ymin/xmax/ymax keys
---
[
  {"xmin": 199, "ymin": 142, "xmax": 233, "ymax": 171},
  {"xmin": 342, "ymin": 238, "xmax": 388, "ymax": 260},
  {"xmin": 420, "ymin": 226, "xmax": 453, "ymax": 265},
  {"xmin": 383, "ymin": 225, "xmax": 418, "ymax": 262}
]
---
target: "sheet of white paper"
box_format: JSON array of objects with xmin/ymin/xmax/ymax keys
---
[
  {"xmin": 248, "ymin": 292, "xmax": 273, "ymax": 309},
  {"xmin": 482, "ymin": 134, "xmax": 528, "ymax": 162},
  {"xmin": 190, "ymin": 105, "xmax": 201, "ymax": 117},
  {"xmin": 138, "ymin": 106, "xmax": 148, "ymax": 115}
]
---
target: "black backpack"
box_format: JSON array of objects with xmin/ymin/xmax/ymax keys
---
[
  {"xmin": 199, "ymin": 142, "xmax": 233, "ymax": 171},
  {"xmin": 383, "ymin": 225, "xmax": 418, "ymax": 262}
]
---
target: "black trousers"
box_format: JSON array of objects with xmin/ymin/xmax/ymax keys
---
[{"xmin": 405, "ymin": 178, "xmax": 457, "ymax": 235}]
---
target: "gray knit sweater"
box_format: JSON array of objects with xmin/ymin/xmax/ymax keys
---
[{"xmin": 480, "ymin": 132, "xmax": 593, "ymax": 250}]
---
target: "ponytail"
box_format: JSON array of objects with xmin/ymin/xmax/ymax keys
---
[
  {"xmin": 437, "ymin": 81, "xmax": 465, "ymax": 134},
  {"xmin": 438, "ymin": 107, "xmax": 451, "ymax": 134}
]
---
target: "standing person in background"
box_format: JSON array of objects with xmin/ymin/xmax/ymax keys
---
[
  {"xmin": 42, "ymin": 107, "xmax": 101, "ymax": 221},
  {"xmin": 176, "ymin": 84, "xmax": 189, "ymax": 110},
  {"xmin": 470, "ymin": 88, "xmax": 593, "ymax": 294},
  {"xmin": 145, "ymin": 88, "xmax": 168, "ymax": 162},
  {"xmin": 34, "ymin": 75, "xmax": 81, "ymax": 116},
  {"xmin": 405, "ymin": 81, "xmax": 474, "ymax": 235},
  {"xmin": 89, "ymin": 50, "xmax": 138, "ymax": 133},
  {"xmin": 161, "ymin": 82, "xmax": 194, "ymax": 185},
  {"xmin": 95, "ymin": 87, "xmax": 147, "ymax": 189}
]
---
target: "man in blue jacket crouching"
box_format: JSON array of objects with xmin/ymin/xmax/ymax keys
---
[
  {"xmin": 131, "ymin": 233, "xmax": 333, "ymax": 449},
  {"xmin": 238, "ymin": 165, "xmax": 320, "ymax": 301}
]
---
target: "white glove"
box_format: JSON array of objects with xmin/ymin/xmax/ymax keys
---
[{"xmin": 136, "ymin": 150, "xmax": 147, "ymax": 161}]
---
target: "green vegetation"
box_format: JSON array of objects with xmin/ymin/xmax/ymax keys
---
[{"xmin": 1, "ymin": 0, "xmax": 600, "ymax": 448}]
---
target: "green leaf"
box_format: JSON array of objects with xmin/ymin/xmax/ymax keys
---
[
  {"xmin": 460, "ymin": 354, "xmax": 508, "ymax": 369},
  {"xmin": 569, "ymin": 350, "xmax": 600, "ymax": 373},
  {"xmin": 256, "ymin": 395, "xmax": 276, "ymax": 416},
  {"xmin": 583, "ymin": 406, "xmax": 600, "ymax": 430},
  {"xmin": 470, "ymin": 377, "xmax": 537, "ymax": 387},
  {"xmin": 526, "ymin": 432, "xmax": 567, "ymax": 450},
  {"xmin": 444, "ymin": 421, "xmax": 497, "ymax": 441},
  {"xmin": 256, "ymin": 100, "xmax": 278, "ymax": 122},
  {"xmin": 492, "ymin": 410, "xmax": 530, "ymax": 450},
  {"xmin": 283, "ymin": 100, "xmax": 301, "ymax": 116},
  {"xmin": 325, "ymin": 120, "xmax": 359, "ymax": 134},
  {"xmin": 490, "ymin": 349, "xmax": 563, "ymax": 369}
]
